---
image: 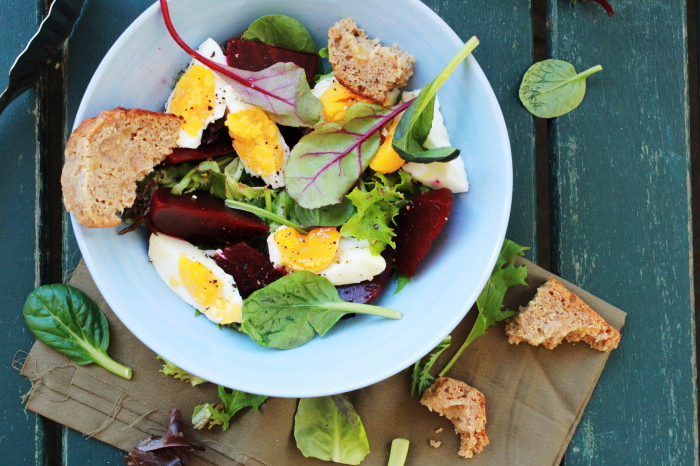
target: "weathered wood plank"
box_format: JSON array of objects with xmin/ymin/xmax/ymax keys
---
[
  {"xmin": 545, "ymin": 1, "xmax": 698, "ymax": 464},
  {"xmin": 62, "ymin": 0, "xmax": 154, "ymax": 462},
  {"xmin": 423, "ymin": 0, "xmax": 538, "ymax": 259},
  {"xmin": 0, "ymin": 1, "xmax": 47, "ymax": 463}
]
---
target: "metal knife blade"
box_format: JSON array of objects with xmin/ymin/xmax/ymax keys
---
[{"xmin": 0, "ymin": 0, "xmax": 87, "ymax": 117}]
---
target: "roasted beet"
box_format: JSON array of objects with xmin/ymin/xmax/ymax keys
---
[
  {"xmin": 226, "ymin": 38, "xmax": 318, "ymax": 83},
  {"xmin": 163, "ymin": 132, "xmax": 233, "ymax": 166},
  {"xmin": 149, "ymin": 189, "xmax": 268, "ymax": 246},
  {"xmin": 336, "ymin": 249, "xmax": 395, "ymax": 304},
  {"xmin": 214, "ymin": 242, "xmax": 287, "ymax": 298},
  {"xmin": 394, "ymin": 189, "xmax": 453, "ymax": 277}
]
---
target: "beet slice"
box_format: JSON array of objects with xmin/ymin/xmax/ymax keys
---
[
  {"xmin": 394, "ymin": 189, "xmax": 453, "ymax": 277},
  {"xmin": 163, "ymin": 132, "xmax": 233, "ymax": 166},
  {"xmin": 336, "ymin": 249, "xmax": 395, "ymax": 304},
  {"xmin": 214, "ymin": 242, "xmax": 287, "ymax": 298},
  {"xmin": 149, "ymin": 189, "xmax": 268, "ymax": 246},
  {"xmin": 226, "ymin": 38, "xmax": 318, "ymax": 83}
]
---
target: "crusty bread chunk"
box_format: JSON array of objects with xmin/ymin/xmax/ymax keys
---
[
  {"xmin": 421, "ymin": 377, "xmax": 489, "ymax": 459},
  {"xmin": 328, "ymin": 18, "xmax": 415, "ymax": 104},
  {"xmin": 62, "ymin": 107, "xmax": 181, "ymax": 228},
  {"xmin": 505, "ymin": 278, "xmax": 621, "ymax": 352}
]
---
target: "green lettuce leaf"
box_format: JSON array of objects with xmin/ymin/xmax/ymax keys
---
[
  {"xmin": 192, "ymin": 385, "xmax": 267, "ymax": 431},
  {"xmin": 241, "ymin": 15, "xmax": 317, "ymax": 53},
  {"xmin": 157, "ymin": 356, "xmax": 207, "ymax": 386},
  {"xmin": 411, "ymin": 336, "xmax": 451, "ymax": 396}
]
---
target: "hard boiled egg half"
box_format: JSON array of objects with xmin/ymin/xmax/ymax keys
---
[
  {"xmin": 267, "ymin": 226, "xmax": 386, "ymax": 286},
  {"xmin": 166, "ymin": 38, "xmax": 234, "ymax": 149},
  {"xmin": 148, "ymin": 233, "xmax": 242, "ymax": 324}
]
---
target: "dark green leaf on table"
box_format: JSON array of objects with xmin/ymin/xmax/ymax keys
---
[
  {"xmin": 241, "ymin": 15, "xmax": 317, "ymax": 53},
  {"xmin": 23, "ymin": 284, "xmax": 132, "ymax": 379},
  {"xmin": 411, "ymin": 335, "xmax": 451, "ymax": 396},
  {"xmin": 392, "ymin": 36, "xmax": 479, "ymax": 163},
  {"xmin": 192, "ymin": 385, "xmax": 267, "ymax": 431},
  {"xmin": 438, "ymin": 239, "xmax": 528, "ymax": 377},
  {"xmin": 294, "ymin": 395, "xmax": 370, "ymax": 465},
  {"xmin": 519, "ymin": 59, "xmax": 602, "ymax": 118},
  {"xmin": 241, "ymin": 271, "xmax": 401, "ymax": 349}
]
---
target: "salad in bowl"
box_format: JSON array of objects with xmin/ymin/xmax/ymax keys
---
[{"xmin": 66, "ymin": 0, "xmax": 511, "ymax": 397}]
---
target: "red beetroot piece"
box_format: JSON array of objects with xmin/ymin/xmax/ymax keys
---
[
  {"xmin": 226, "ymin": 38, "xmax": 318, "ymax": 83},
  {"xmin": 162, "ymin": 132, "xmax": 233, "ymax": 166},
  {"xmin": 214, "ymin": 242, "xmax": 287, "ymax": 298},
  {"xmin": 336, "ymin": 249, "xmax": 394, "ymax": 304},
  {"xmin": 394, "ymin": 188, "xmax": 453, "ymax": 277},
  {"xmin": 149, "ymin": 188, "xmax": 268, "ymax": 247}
]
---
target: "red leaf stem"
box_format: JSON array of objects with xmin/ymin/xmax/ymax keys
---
[{"xmin": 590, "ymin": 0, "xmax": 614, "ymax": 16}]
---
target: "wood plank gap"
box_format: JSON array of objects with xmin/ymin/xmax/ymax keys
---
[
  {"xmin": 690, "ymin": 0, "xmax": 700, "ymax": 444},
  {"xmin": 36, "ymin": 0, "xmax": 67, "ymax": 464},
  {"xmin": 532, "ymin": 0, "xmax": 551, "ymax": 271}
]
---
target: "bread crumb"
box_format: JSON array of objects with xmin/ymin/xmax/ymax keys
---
[
  {"xmin": 421, "ymin": 377, "xmax": 488, "ymax": 458},
  {"xmin": 504, "ymin": 278, "xmax": 621, "ymax": 352},
  {"xmin": 430, "ymin": 440, "xmax": 442, "ymax": 449},
  {"xmin": 435, "ymin": 428, "xmax": 443, "ymax": 434}
]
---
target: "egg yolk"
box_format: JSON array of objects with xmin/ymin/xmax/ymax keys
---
[
  {"xmin": 320, "ymin": 82, "xmax": 374, "ymax": 122},
  {"xmin": 274, "ymin": 227, "xmax": 341, "ymax": 273},
  {"xmin": 225, "ymin": 108, "xmax": 285, "ymax": 176},
  {"xmin": 168, "ymin": 64, "xmax": 217, "ymax": 136},
  {"xmin": 178, "ymin": 255, "xmax": 239, "ymax": 324},
  {"xmin": 370, "ymin": 118, "xmax": 405, "ymax": 173}
]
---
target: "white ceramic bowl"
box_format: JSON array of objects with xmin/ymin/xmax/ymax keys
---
[{"xmin": 73, "ymin": 0, "xmax": 512, "ymax": 397}]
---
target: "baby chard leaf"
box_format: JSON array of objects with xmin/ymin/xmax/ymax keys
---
[
  {"xmin": 23, "ymin": 284, "xmax": 132, "ymax": 379},
  {"xmin": 241, "ymin": 271, "xmax": 401, "ymax": 349},
  {"xmin": 294, "ymin": 395, "xmax": 370, "ymax": 465},
  {"xmin": 392, "ymin": 36, "xmax": 479, "ymax": 163},
  {"xmin": 519, "ymin": 59, "xmax": 602, "ymax": 118},
  {"xmin": 284, "ymin": 101, "xmax": 411, "ymax": 209},
  {"xmin": 241, "ymin": 15, "xmax": 318, "ymax": 53}
]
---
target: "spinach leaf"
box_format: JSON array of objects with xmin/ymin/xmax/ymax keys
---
[
  {"xmin": 241, "ymin": 15, "xmax": 317, "ymax": 54},
  {"xmin": 23, "ymin": 284, "xmax": 132, "ymax": 379},
  {"xmin": 519, "ymin": 59, "xmax": 602, "ymax": 118},
  {"xmin": 392, "ymin": 36, "xmax": 479, "ymax": 163},
  {"xmin": 292, "ymin": 196, "xmax": 355, "ymax": 227},
  {"xmin": 241, "ymin": 271, "xmax": 401, "ymax": 349},
  {"xmin": 438, "ymin": 239, "xmax": 528, "ymax": 377},
  {"xmin": 411, "ymin": 336, "xmax": 451, "ymax": 396},
  {"xmin": 192, "ymin": 385, "xmax": 267, "ymax": 431},
  {"xmin": 294, "ymin": 395, "xmax": 370, "ymax": 465},
  {"xmin": 157, "ymin": 356, "xmax": 207, "ymax": 386},
  {"xmin": 284, "ymin": 100, "xmax": 412, "ymax": 209}
]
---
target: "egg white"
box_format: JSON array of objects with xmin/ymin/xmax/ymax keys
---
[
  {"xmin": 148, "ymin": 233, "xmax": 243, "ymax": 324},
  {"xmin": 166, "ymin": 38, "xmax": 232, "ymax": 149},
  {"xmin": 400, "ymin": 90, "xmax": 469, "ymax": 193},
  {"xmin": 267, "ymin": 226, "xmax": 386, "ymax": 286}
]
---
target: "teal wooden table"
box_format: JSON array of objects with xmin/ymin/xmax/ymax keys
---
[{"xmin": 0, "ymin": 0, "xmax": 697, "ymax": 464}]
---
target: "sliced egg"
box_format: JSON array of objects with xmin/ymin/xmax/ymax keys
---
[
  {"xmin": 268, "ymin": 226, "xmax": 386, "ymax": 286},
  {"xmin": 166, "ymin": 38, "xmax": 232, "ymax": 149},
  {"xmin": 311, "ymin": 76, "xmax": 374, "ymax": 122},
  {"xmin": 399, "ymin": 90, "xmax": 469, "ymax": 193},
  {"xmin": 225, "ymin": 97, "xmax": 290, "ymax": 188},
  {"xmin": 148, "ymin": 233, "xmax": 242, "ymax": 325}
]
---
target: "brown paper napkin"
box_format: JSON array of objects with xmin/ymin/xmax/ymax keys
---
[{"xmin": 21, "ymin": 257, "xmax": 625, "ymax": 465}]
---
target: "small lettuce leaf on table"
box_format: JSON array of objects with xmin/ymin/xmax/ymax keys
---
[
  {"xmin": 23, "ymin": 284, "xmax": 132, "ymax": 379},
  {"xmin": 241, "ymin": 14, "xmax": 318, "ymax": 53},
  {"xmin": 340, "ymin": 171, "xmax": 413, "ymax": 255},
  {"xmin": 241, "ymin": 271, "xmax": 401, "ymax": 349},
  {"xmin": 192, "ymin": 385, "xmax": 268, "ymax": 431},
  {"xmin": 519, "ymin": 59, "xmax": 602, "ymax": 118},
  {"xmin": 294, "ymin": 395, "xmax": 370, "ymax": 465},
  {"xmin": 411, "ymin": 335, "xmax": 451, "ymax": 396},
  {"xmin": 160, "ymin": 0, "xmax": 322, "ymax": 128},
  {"xmin": 438, "ymin": 239, "xmax": 528, "ymax": 377},
  {"xmin": 392, "ymin": 36, "xmax": 479, "ymax": 163},
  {"xmin": 157, "ymin": 356, "xmax": 207, "ymax": 386},
  {"xmin": 284, "ymin": 100, "xmax": 413, "ymax": 209}
]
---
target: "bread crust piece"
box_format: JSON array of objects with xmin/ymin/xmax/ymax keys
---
[
  {"xmin": 505, "ymin": 278, "xmax": 621, "ymax": 352},
  {"xmin": 328, "ymin": 18, "xmax": 415, "ymax": 104},
  {"xmin": 62, "ymin": 107, "xmax": 182, "ymax": 228},
  {"xmin": 421, "ymin": 377, "xmax": 489, "ymax": 459}
]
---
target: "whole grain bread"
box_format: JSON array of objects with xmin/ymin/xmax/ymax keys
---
[
  {"xmin": 421, "ymin": 377, "xmax": 489, "ymax": 459},
  {"xmin": 62, "ymin": 107, "xmax": 181, "ymax": 228},
  {"xmin": 328, "ymin": 18, "xmax": 414, "ymax": 104},
  {"xmin": 505, "ymin": 278, "xmax": 621, "ymax": 352}
]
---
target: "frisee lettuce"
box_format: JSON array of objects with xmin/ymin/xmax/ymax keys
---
[
  {"xmin": 192, "ymin": 385, "xmax": 267, "ymax": 431},
  {"xmin": 157, "ymin": 356, "xmax": 207, "ymax": 386},
  {"xmin": 411, "ymin": 335, "xmax": 451, "ymax": 396}
]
